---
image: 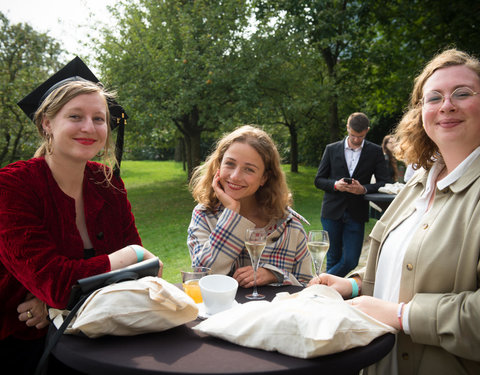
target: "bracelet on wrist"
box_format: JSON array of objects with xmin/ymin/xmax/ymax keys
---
[
  {"xmin": 349, "ymin": 278, "xmax": 359, "ymax": 298},
  {"xmin": 130, "ymin": 244, "xmax": 144, "ymax": 263}
]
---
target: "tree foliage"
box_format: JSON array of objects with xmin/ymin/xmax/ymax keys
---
[
  {"xmin": 0, "ymin": 13, "xmax": 65, "ymax": 166},
  {"xmin": 95, "ymin": 0, "xmax": 252, "ymax": 178},
  {"xmin": 4, "ymin": 1, "xmax": 480, "ymax": 171},
  {"xmin": 242, "ymin": 21, "xmax": 327, "ymax": 171}
]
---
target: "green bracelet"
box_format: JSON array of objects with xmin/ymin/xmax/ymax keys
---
[{"xmin": 349, "ymin": 278, "xmax": 359, "ymax": 298}]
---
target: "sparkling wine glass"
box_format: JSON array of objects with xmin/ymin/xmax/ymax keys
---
[
  {"xmin": 245, "ymin": 228, "xmax": 267, "ymax": 300},
  {"xmin": 307, "ymin": 230, "xmax": 330, "ymax": 276}
]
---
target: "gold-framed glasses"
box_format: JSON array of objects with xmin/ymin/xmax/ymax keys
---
[{"xmin": 422, "ymin": 86, "xmax": 479, "ymax": 110}]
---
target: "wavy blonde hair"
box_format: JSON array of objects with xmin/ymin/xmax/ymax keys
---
[
  {"xmin": 189, "ymin": 125, "xmax": 292, "ymax": 220},
  {"xmin": 33, "ymin": 80, "xmax": 118, "ymax": 182},
  {"xmin": 393, "ymin": 48, "xmax": 480, "ymax": 170}
]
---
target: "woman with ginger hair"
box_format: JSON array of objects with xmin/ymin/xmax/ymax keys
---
[{"xmin": 310, "ymin": 48, "xmax": 480, "ymax": 374}]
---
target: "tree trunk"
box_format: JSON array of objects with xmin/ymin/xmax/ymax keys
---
[
  {"xmin": 321, "ymin": 48, "xmax": 341, "ymax": 142},
  {"xmin": 288, "ymin": 123, "xmax": 299, "ymax": 173},
  {"xmin": 0, "ymin": 131, "xmax": 11, "ymax": 166},
  {"xmin": 183, "ymin": 133, "xmax": 193, "ymax": 178},
  {"xmin": 182, "ymin": 137, "xmax": 187, "ymax": 172},
  {"xmin": 188, "ymin": 132, "xmax": 202, "ymax": 179},
  {"xmin": 173, "ymin": 105, "xmax": 203, "ymax": 181},
  {"xmin": 328, "ymin": 98, "xmax": 340, "ymax": 142}
]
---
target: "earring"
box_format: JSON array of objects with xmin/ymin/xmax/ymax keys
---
[{"xmin": 45, "ymin": 132, "xmax": 54, "ymax": 154}]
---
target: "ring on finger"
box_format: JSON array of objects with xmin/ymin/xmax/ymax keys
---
[{"xmin": 26, "ymin": 310, "xmax": 33, "ymax": 319}]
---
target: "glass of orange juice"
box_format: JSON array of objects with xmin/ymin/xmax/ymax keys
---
[{"xmin": 181, "ymin": 267, "xmax": 211, "ymax": 303}]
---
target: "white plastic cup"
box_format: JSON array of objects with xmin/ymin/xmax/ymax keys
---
[{"xmin": 199, "ymin": 274, "xmax": 238, "ymax": 315}]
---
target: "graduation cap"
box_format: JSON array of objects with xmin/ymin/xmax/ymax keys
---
[{"xmin": 17, "ymin": 56, "xmax": 127, "ymax": 176}]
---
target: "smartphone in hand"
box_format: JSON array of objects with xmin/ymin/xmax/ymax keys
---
[{"xmin": 344, "ymin": 178, "xmax": 353, "ymax": 184}]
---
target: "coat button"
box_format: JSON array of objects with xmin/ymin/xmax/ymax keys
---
[
  {"xmin": 96, "ymin": 232, "xmax": 104, "ymax": 240},
  {"xmin": 402, "ymin": 352, "xmax": 409, "ymax": 360},
  {"xmin": 406, "ymin": 264, "xmax": 413, "ymax": 271},
  {"xmin": 422, "ymin": 223, "xmax": 429, "ymax": 229}
]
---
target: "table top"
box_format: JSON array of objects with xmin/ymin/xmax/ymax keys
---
[
  {"xmin": 52, "ymin": 284, "xmax": 395, "ymax": 375},
  {"xmin": 364, "ymin": 193, "xmax": 396, "ymax": 202}
]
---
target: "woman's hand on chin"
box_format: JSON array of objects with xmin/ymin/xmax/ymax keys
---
[{"xmin": 212, "ymin": 170, "xmax": 240, "ymax": 213}]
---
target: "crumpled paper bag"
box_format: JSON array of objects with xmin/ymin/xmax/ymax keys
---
[
  {"xmin": 193, "ymin": 285, "xmax": 395, "ymax": 358},
  {"xmin": 379, "ymin": 182, "xmax": 405, "ymax": 194},
  {"xmin": 49, "ymin": 276, "xmax": 198, "ymax": 338}
]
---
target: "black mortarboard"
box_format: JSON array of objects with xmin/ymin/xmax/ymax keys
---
[{"xmin": 17, "ymin": 56, "xmax": 127, "ymax": 176}]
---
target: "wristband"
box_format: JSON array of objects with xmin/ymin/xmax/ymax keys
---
[
  {"xmin": 349, "ymin": 278, "xmax": 359, "ymax": 298},
  {"xmin": 130, "ymin": 245, "xmax": 144, "ymax": 262},
  {"xmin": 397, "ymin": 302, "xmax": 405, "ymax": 331}
]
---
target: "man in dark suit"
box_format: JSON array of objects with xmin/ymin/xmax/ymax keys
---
[{"xmin": 314, "ymin": 112, "xmax": 389, "ymax": 277}]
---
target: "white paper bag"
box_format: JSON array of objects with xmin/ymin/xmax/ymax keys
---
[
  {"xmin": 193, "ymin": 285, "xmax": 395, "ymax": 358},
  {"xmin": 50, "ymin": 276, "xmax": 198, "ymax": 338},
  {"xmin": 378, "ymin": 182, "xmax": 405, "ymax": 194}
]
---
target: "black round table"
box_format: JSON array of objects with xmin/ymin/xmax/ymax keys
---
[{"xmin": 51, "ymin": 284, "xmax": 395, "ymax": 375}]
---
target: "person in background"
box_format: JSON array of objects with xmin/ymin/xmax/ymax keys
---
[
  {"xmin": 0, "ymin": 58, "xmax": 162, "ymax": 374},
  {"xmin": 314, "ymin": 113, "xmax": 389, "ymax": 277},
  {"xmin": 309, "ymin": 48, "xmax": 480, "ymax": 374},
  {"xmin": 188, "ymin": 125, "xmax": 313, "ymax": 287},
  {"xmin": 382, "ymin": 134, "xmax": 400, "ymax": 182}
]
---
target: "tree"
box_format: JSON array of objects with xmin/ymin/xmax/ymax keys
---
[
  {"xmin": 0, "ymin": 12, "xmax": 64, "ymax": 166},
  {"xmin": 96, "ymin": 0, "xmax": 252, "ymax": 178},
  {"xmin": 346, "ymin": 0, "xmax": 480, "ymax": 143},
  {"xmin": 254, "ymin": 1, "xmax": 374, "ymax": 144},
  {"xmin": 243, "ymin": 25, "xmax": 326, "ymax": 171}
]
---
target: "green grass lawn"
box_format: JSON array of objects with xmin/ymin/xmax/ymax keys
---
[{"xmin": 121, "ymin": 161, "xmax": 376, "ymax": 283}]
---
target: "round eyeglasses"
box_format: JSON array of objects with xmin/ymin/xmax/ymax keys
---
[{"xmin": 422, "ymin": 86, "xmax": 479, "ymax": 110}]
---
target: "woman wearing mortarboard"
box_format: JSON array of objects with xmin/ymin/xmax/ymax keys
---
[{"xmin": 0, "ymin": 57, "xmax": 163, "ymax": 374}]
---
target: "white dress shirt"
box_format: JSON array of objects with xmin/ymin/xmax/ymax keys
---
[{"xmin": 344, "ymin": 138, "xmax": 364, "ymax": 177}]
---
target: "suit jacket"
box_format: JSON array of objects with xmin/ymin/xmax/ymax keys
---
[{"xmin": 314, "ymin": 138, "xmax": 389, "ymax": 222}]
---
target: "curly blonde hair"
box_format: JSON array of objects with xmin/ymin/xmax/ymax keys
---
[
  {"xmin": 189, "ymin": 125, "xmax": 292, "ymax": 220},
  {"xmin": 394, "ymin": 49, "xmax": 480, "ymax": 170},
  {"xmin": 33, "ymin": 80, "xmax": 118, "ymax": 182},
  {"xmin": 393, "ymin": 48, "xmax": 480, "ymax": 170}
]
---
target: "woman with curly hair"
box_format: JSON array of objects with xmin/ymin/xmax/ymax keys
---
[
  {"xmin": 310, "ymin": 48, "xmax": 480, "ymax": 374},
  {"xmin": 188, "ymin": 125, "xmax": 313, "ymax": 287}
]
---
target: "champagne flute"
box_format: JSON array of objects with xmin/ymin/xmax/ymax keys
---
[
  {"xmin": 307, "ymin": 230, "xmax": 330, "ymax": 276},
  {"xmin": 245, "ymin": 228, "xmax": 267, "ymax": 300}
]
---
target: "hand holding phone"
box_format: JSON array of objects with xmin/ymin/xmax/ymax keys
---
[{"xmin": 344, "ymin": 177, "xmax": 353, "ymax": 184}]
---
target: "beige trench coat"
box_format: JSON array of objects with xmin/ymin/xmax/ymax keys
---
[{"xmin": 361, "ymin": 157, "xmax": 480, "ymax": 375}]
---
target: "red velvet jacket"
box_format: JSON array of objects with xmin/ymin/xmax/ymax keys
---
[{"xmin": 0, "ymin": 158, "xmax": 142, "ymax": 340}]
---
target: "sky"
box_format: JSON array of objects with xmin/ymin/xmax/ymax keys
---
[{"xmin": 0, "ymin": 0, "xmax": 119, "ymax": 58}]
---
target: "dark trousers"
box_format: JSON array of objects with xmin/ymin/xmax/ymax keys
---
[
  {"xmin": 0, "ymin": 334, "xmax": 85, "ymax": 375},
  {"xmin": 321, "ymin": 211, "xmax": 365, "ymax": 277},
  {"xmin": 0, "ymin": 335, "xmax": 46, "ymax": 375}
]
